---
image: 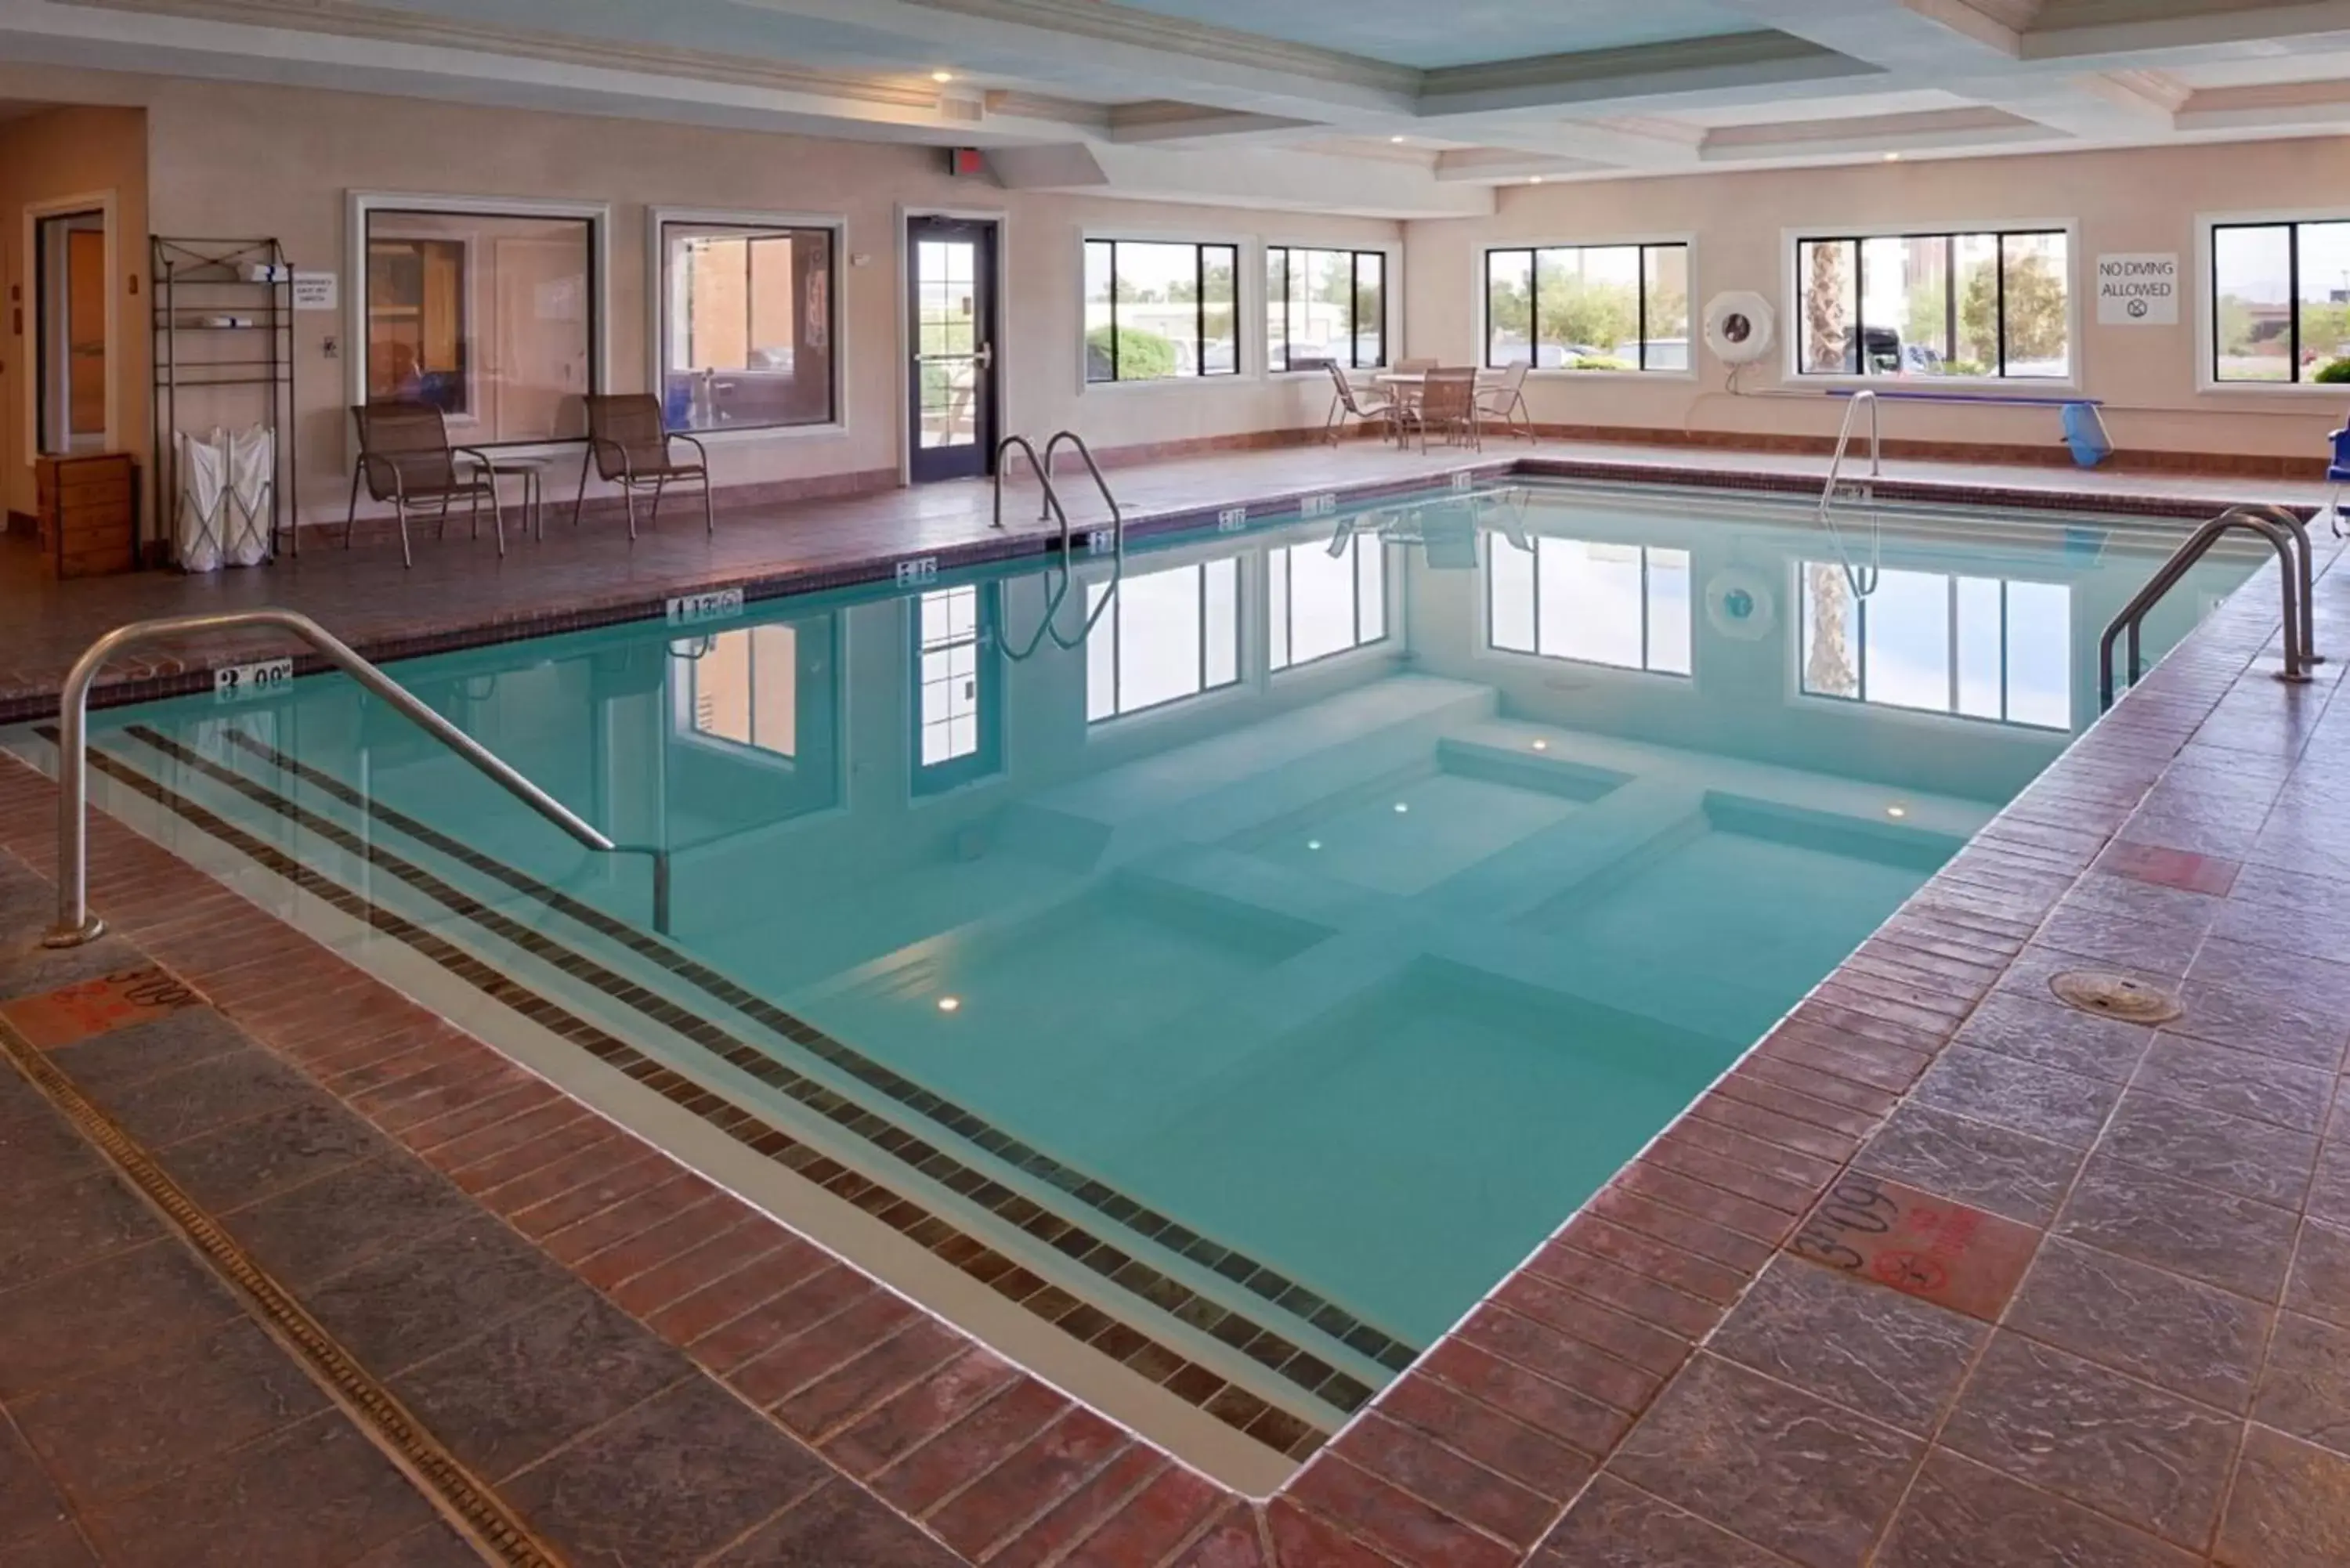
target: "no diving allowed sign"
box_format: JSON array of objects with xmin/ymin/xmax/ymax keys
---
[{"xmin": 2097, "ymin": 253, "xmax": 2178, "ymax": 326}]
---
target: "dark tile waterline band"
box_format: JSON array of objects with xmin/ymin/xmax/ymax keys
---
[
  {"xmin": 204, "ymin": 726, "xmax": 1419, "ymax": 1378},
  {"xmin": 74, "ymin": 729, "xmax": 1361, "ymax": 1461},
  {"xmin": 0, "ymin": 457, "xmax": 2266, "ymax": 728},
  {"xmin": 0, "ymin": 1009, "xmax": 566, "ymax": 1568}
]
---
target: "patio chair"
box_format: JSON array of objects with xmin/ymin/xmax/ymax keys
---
[
  {"xmin": 1398, "ymin": 367, "xmax": 1480, "ymax": 453},
  {"xmin": 2330, "ymin": 426, "xmax": 2350, "ymax": 538},
  {"xmin": 1324, "ymin": 364, "xmax": 1396, "ymax": 444},
  {"xmin": 1390, "ymin": 356, "xmax": 1438, "ymax": 415},
  {"xmin": 344, "ymin": 400, "xmax": 501, "ymax": 569},
  {"xmin": 1476, "ymin": 361, "xmax": 1534, "ymax": 442},
  {"xmin": 579, "ymin": 394, "xmax": 714, "ymax": 540}
]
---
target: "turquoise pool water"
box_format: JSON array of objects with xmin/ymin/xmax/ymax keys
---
[{"xmin": 17, "ymin": 479, "xmax": 2258, "ymax": 1454}]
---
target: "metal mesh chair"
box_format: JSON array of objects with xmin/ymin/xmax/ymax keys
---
[
  {"xmin": 580, "ymin": 394, "xmax": 713, "ymax": 540},
  {"xmin": 1476, "ymin": 361, "xmax": 1534, "ymax": 442},
  {"xmin": 345, "ymin": 401, "xmax": 501, "ymax": 569},
  {"xmin": 1399, "ymin": 367, "xmax": 1480, "ymax": 453},
  {"xmin": 1324, "ymin": 364, "xmax": 1397, "ymax": 445}
]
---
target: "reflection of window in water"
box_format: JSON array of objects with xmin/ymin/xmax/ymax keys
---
[
  {"xmin": 1087, "ymin": 557, "xmax": 1242, "ymax": 721},
  {"xmin": 918, "ymin": 587, "xmax": 982, "ymax": 766},
  {"xmin": 1487, "ymin": 536, "xmax": 1692, "ymax": 674},
  {"xmin": 690, "ymin": 624, "xmax": 798, "ymax": 757},
  {"xmin": 1802, "ymin": 565, "xmax": 2070, "ymax": 730},
  {"xmin": 1271, "ymin": 537, "xmax": 1386, "ymax": 671}
]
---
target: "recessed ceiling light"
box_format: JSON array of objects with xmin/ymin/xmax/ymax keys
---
[
  {"xmin": 937, "ymin": 995, "xmax": 962, "ymax": 1012},
  {"xmin": 1529, "ymin": 176, "xmax": 1545, "ymax": 185},
  {"xmin": 931, "ymin": 70, "xmax": 956, "ymax": 82},
  {"xmin": 1883, "ymin": 152, "xmax": 1901, "ymax": 161},
  {"xmin": 1390, "ymin": 135, "xmax": 1407, "ymax": 144}
]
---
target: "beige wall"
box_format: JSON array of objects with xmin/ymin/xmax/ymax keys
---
[
  {"xmin": 0, "ymin": 100, "xmax": 149, "ymax": 522},
  {"xmin": 1404, "ymin": 138, "xmax": 2350, "ymax": 462},
  {"xmin": 124, "ymin": 76, "xmax": 1401, "ymax": 526}
]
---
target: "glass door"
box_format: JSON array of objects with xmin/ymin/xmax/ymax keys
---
[{"xmin": 907, "ymin": 217, "xmax": 999, "ymax": 482}]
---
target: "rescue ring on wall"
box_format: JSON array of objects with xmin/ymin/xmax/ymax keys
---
[{"xmin": 1704, "ymin": 291, "xmax": 1777, "ymax": 366}]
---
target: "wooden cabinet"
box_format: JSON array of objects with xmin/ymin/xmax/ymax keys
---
[{"xmin": 35, "ymin": 453, "xmax": 137, "ymax": 579}]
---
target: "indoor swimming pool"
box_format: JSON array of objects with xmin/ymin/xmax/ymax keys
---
[{"xmin": 3, "ymin": 478, "xmax": 2263, "ymax": 1485}]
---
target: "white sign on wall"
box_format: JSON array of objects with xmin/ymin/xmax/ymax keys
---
[
  {"xmin": 2096, "ymin": 254, "xmax": 2178, "ymax": 326},
  {"xmin": 291, "ymin": 270, "xmax": 338, "ymax": 311}
]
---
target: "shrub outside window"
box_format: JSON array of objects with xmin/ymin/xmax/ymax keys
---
[
  {"xmin": 1795, "ymin": 230, "xmax": 2070, "ymax": 380},
  {"xmin": 1085, "ymin": 240, "xmax": 1240, "ymax": 382},
  {"xmin": 1484, "ymin": 244, "xmax": 1689, "ymax": 372}
]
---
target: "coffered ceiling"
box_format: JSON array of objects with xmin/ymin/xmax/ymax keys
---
[{"xmin": 9, "ymin": 0, "xmax": 2350, "ymax": 215}]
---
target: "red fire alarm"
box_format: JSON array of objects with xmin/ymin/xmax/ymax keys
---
[{"xmin": 947, "ymin": 147, "xmax": 987, "ymax": 179}]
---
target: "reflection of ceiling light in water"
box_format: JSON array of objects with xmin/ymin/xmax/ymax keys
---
[
  {"xmin": 937, "ymin": 996, "xmax": 962, "ymax": 1013},
  {"xmin": 1532, "ymin": 739, "xmax": 1549, "ymax": 751},
  {"xmin": 1307, "ymin": 840, "xmax": 1322, "ymax": 851},
  {"xmin": 1394, "ymin": 803, "xmax": 1410, "ymax": 814},
  {"xmin": 931, "ymin": 70, "xmax": 955, "ymax": 81},
  {"xmin": 1886, "ymin": 805, "xmax": 1908, "ymax": 819}
]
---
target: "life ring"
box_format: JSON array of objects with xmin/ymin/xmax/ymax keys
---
[
  {"xmin": 1706, "ymin": 567, "xmax": 1776, "ymax": 641},
  {"xmin": 1704, "ymin": 292, "xmax": 1777, "ymax": 366}
]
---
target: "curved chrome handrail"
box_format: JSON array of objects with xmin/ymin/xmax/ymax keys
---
[
  {"xmin": 2100, "ymin": 505, "xmax": 2316, "ymax": 709},
  {"xmin": 1038, "ymin": 432, "xmax": 1124, "ymax": 651},
  {"xmin": 1819, "ymin": 391, "xmax": 1884, "ymax": 598},
  {"xmin": 45, "ymin": 609, "xmax": 616, "ymax": 947}
]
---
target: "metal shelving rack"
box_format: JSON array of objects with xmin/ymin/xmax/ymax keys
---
[{"xmin": 150, "ymin": 237, "xmax": 298, "ymax": 560}]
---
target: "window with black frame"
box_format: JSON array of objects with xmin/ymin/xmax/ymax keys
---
[
  {"xmin": 1084, "ymin": 240, "xmax": 1240, "ymax": 382},
  {"xmin": 1484, "ymin": 243, "xmax": 1688, "ymax": 371},
  {"xmin": 2210, "ymin": 219, "xmax": 2350, "ymax": 383},
  {"xmin": 1487, "ymin": 535, "xmax": 1691, "ymax": 675},
  {"xmin": 659, "ymin": 220, "xmax": 837, "ymax": 432},
  {"xmin": 1267, "ymin": 247, "xmax": 1386, "ymax": 372},
  {"xmin": 1794, "ymin": 230, "xmax": 2070, "ymax": 380}
]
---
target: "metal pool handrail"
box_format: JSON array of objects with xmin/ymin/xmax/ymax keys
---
[
  {"xmin": 44, "ymin": 609, "xmax": 616, "ymax": 948},
  {"xmin": 1819, "ymin": 391, "xmax": 1884, "ymax": 598},
  {"xmin": 1037, "ymin": 432, "xmax": 1125, "ymax": 652},
  {"xmin": 2099, "ymin": 504, "xmax": 2315, "ymax": 710}
]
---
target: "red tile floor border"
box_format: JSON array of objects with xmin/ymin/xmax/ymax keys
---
[{"xmin": 2, "ymin": 448, "xmax": 2349, "ymax": 1563}]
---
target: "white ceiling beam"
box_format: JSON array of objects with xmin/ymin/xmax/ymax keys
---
[
  {"xmin": 1700, "ymin": 103, "xmax": 2051, "ymax": 159},
  {"xmin": 1105, "ymin": 103, "xmax": 1327, "ymax": 147},
  {"xmin": 1430, "ymin": 146, "xmax": 1619, "ymax": 183},
  {"xmin": 2022, "ymin": 0, "xmax": 2350, "ymax": 61},
  {"xmin": 992, "ymin": 139, "xmax": 1495, "ymax": 218},
  {"xmin": 1415, "ymin": 31, "xmax": 1883, "ymax": 119},
  {"xmin": 2176, "ymin": 77, "xmax": 2350, "ymax": 132}
]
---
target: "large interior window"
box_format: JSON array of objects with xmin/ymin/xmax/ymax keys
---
[
  {"xmin": 1487, "ymin": 537, "xmax": 1692, "ymax": 675},
  {"xmin": 1085, "ymin": 240, "xmax": 1240, "ymax": 382},
  {"xmin": 1266, "ymin": 247, "xmax": 1386, "ymax": 372},
  {"xmin": 1795, "ymin": 230, "xmax": 2070, "ymax": 380},
  {"xmin": 362, "ymin": 206, "xmax": 597, "ymax": 443},
  {"xmin": 2211, "ymin": 219, "xmax": 2350, "ymax": 383},
  {"xmin": 1484, "ymin": 244, "xmax": 1689, "ymax": 371},
  {"xmin": 1271, "ymin": 537, "xmax": 1386, "ymax": 671},
  {"xmin": 660, "ymin": 219, "xmax": 837, "ymax": 432},
  {"xmin": 1800, "ymin": 565, "xmax": 2071, "ymax": 729},
  {"xmin": 1086, "ymin": 558, "xmax": 1242, "ymax": 720}
]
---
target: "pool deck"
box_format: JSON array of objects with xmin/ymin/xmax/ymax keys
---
[{"xmin": 2, "ymin": 439, "xmax": 2348, "ymax": 1566}]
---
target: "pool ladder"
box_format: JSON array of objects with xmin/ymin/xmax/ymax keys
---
[
  {"xmin": 989, "ymin": 432, "xmax": 1126, "ymax": 659},
  {"xmin": 2099, "ymin": 502, "xmax": 2320, "ymax": 710},
  {"xmin": 1818, "ymin": 390, "xmax": 1883, "ymax": 599},
  {"xmin": 42, "ymin": 609, "xmax": 673, "ymax": 945}
]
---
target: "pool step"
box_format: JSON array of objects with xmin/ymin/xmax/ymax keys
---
[{"xmin": 78, "ymin": 721, "xmax": 1412, "ymax": 1460}]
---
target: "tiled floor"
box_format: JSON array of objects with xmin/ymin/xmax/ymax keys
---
[{"xmin": 2, "ymin": 440, "xmax": 2348, "ymax": 1564}]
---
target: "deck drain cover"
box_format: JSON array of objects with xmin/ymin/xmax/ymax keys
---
[{"xmin": 2049, "ymin": 970, "xmax": 2182, "ymax": 1024}]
